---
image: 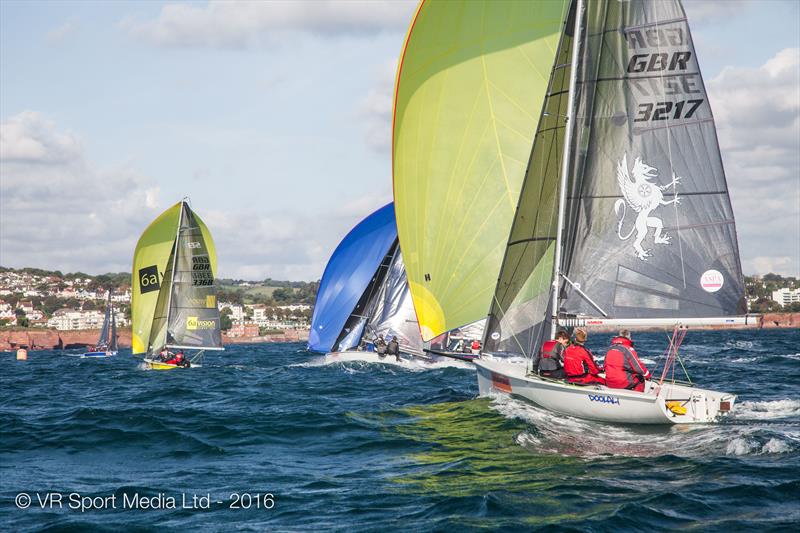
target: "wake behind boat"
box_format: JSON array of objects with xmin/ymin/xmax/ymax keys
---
[{"xmin": 131, "ymin": 199, "xmax": 224, "ymax": 370}]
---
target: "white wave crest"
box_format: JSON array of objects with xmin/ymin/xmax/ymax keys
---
[
  {"xmin": 734, "ymin": 399, "xmax": 800, "ymax": 420},
  {"xmin": 726, "ymin": 436, "xmax": 794, "ymax": 456}
]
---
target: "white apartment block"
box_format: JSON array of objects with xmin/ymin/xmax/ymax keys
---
[
  {"xmin": 47, "ymin": 309, "xmax": 105, "ymax": 331},
  {"xmin": 772, "ymin": 287, "xmax": 800, "ymax": 307}
]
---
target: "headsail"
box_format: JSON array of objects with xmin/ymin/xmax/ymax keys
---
[
  {"xmin": 484, "ymin": 1, "xmax": 578, "ymax": 356},
  {"xmin": 393, "ymin": 0, "xmax": 571, "ymax": 341},
  {"xmin": 308, "ymin": 203, "xmax": 397, "ymax": 353}
]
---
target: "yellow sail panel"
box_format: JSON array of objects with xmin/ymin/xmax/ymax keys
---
[
  {"xmin": 131, "ymin": 202, "xmax": 182, "ymax": 354},
  {"xmin": 392, "ymin": 0, "xmax": 570, "ymax": 340}
]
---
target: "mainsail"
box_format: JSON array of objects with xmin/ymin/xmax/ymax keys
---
[
  {"xmin": 364, "ymin": 246, "xmax": 424, "ymax": 356},
  {"xmin": 131, "ymin": 200, "xmax": 222, "ymax": 355},
  {"xmin": 392, "ymin": 0, "xmax": 571, "ymax": 341},
  {"xmin": 484, "ymin": 0, "xmax": 747, "ymax": 358},
  {"xmin": 110, "ymin": 303, "xmax": 117, "ymax": 351},
  {"xmin": 96, "ymin": 293, "xmax": 112, "ymax": 348}
]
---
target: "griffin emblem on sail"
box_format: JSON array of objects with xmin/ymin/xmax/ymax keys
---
[{"xmin": 614, "ymin": 153, "xmax": 681, "ymax": 260}]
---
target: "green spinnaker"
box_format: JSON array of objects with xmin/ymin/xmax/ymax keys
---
[{"xmin": 392, "ymin": 0, "xmax": 570, "ymax": 340}]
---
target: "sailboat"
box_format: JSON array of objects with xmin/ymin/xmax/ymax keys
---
[
  {"xmin": 131, "ymin": 199, "xmax": 224, "ymax": 370},
  {"xmin": 309, "ymin": 203, "xmax": 425, "ymax": 364},
  {"xmin": 393, "ymin": 0, "xmax": 754, "ymax": 424},
  {"xmin": 77, "ymin": 291, "xmax": 118, "ymax": 358}
]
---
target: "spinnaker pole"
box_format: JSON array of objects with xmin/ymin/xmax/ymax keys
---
[{"xmin": 550, "ymin": 0, "xmax": 584, "ymax": 339}]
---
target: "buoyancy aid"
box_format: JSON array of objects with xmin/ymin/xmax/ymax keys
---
[
  {"xmin": 563, "ymin": 344, "xmax": 603, "ymax": 381},
  {"xmin": 538, "ymin": 340, "xmax": 565, "ymax": 374},
  {"xmin": 605, "ymin": 338, "xmax": 650, "ymax": 391}
]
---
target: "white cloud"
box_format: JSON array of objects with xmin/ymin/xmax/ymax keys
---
[
  {"xmin": 123, "ymin": 0, "xmax": 416, "ymax": 49},
  {"xmin": 359, "ymin": 59, "xmax": 396, "ymax": 151},
  {"xmin": 682, "ymin": 0, "xmax": 753, "ymax": 25},
  {"xmin": 0, "ymin": 112, "xmax": 163, "ymax": 274},
  {"xmin": 201, "ymin": 189, "xmax": 391, "ymax": 280},
  {"xmin": 46, "ymin": 18, "xmax": 78, "ymax": 45},
  {"xmin": 0, "ymin": 112, "xmax": 391, "ymax": 280},
  {"xmin": 708, "ymin": 48, "xmax": 800, "ymax": 276}
]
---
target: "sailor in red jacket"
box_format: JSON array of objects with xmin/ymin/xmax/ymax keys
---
[
  {"xmin": 563, "ymin": 328, "xmax": 605, "ymax": 385},
  {"xmin": 604, "ymin": 330, "xmax": 650, "ymax": 392}
]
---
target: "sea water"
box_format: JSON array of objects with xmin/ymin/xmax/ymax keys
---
[{"xmin": 1, "ymin": 329, "xmax": 798, "ymax": 531}]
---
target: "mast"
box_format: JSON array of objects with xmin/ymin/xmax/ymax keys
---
[
  {"xmin": 550, "ymin": 0, "xmax": 584, "ymax": 339},
  {"xmin": 161, "ymin": 200, "xmax": 185, "ymax": 350}
]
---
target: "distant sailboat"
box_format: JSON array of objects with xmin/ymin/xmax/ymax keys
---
[
  {"xmin": 131, "ymin": 199, "xmax": 224, "ymax": 370},
  {"xmin": 77, "ymin": 291, "xmax": 118, "ymax": 358},
  {"xmin": 309, "ymin": 203, "xmax": 425, "ymax": 364}
]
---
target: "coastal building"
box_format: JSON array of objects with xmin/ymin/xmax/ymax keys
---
[
  {"xmin": 772, "ymin": 287, "xmax": 800, "ymax": 307},
  {"xmin": 0, "ymin": 300, "xmax": 16, "ymax": 324},
  {"xmin": 276, "ymin": 304, "xmax": 312, "ymax": 312},
  {"xmin": 220, "ymin": 303, "xmax": 244, "ymax": 321},
  {"xmin": 227, "ymin": 322, "xmax": 259, "ymax": 338},
  {"xmin": 250, "ymin": 304, "xmax": 269, "ymax": 326},
  {"xmin": 110, "ymin": 290, "xmax": 131, "ymax": 303},
  {"xmin": 47, "ymin": 309, "xmax": 105, "ymax": 331},
  {"xmin": 17, "ymin": 300, "xmax": 36, "ymax": 315}
]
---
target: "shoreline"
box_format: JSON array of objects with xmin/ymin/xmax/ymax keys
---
[{"xmin": 0, "ymin": 327, "xmax": 310, "ymax": 352}]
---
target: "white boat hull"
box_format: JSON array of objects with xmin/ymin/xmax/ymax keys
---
[
  {"xmin": 475, "ymin": 357, "xmax": 735, "ymax": 425},
  {"xmin": 324, "ymin": 349, "xmax": 473, "ymax": 369}
]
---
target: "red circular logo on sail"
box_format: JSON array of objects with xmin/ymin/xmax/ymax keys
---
[{"xmin": 700, "ymin": 270, "xmax": 724, "ymax": 293}]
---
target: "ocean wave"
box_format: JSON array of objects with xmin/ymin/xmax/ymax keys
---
[
  {"xmin": 488, "ymin": 393, "xmax": 800, "ymax": 459},
  {"xmin": 726, "ymin": 436, "xmax": 796, "ymax": 456},
  {"xmin": 734, "ymin": 399, "xmax": 800, "ymax": 420}
]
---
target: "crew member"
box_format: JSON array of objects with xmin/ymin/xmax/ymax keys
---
[
  {"xmin": 386, "ymin": 336, "xmax": 400, "ymax": 361},
  {"xmin": 375, "ymin": 334, "xmax": 387, "ymax": 357},
  {"xmin": 175, "ymin": 351, "xmax": 190, "ymax": 368},
  {"xmin": 563, "ymin": 328, "xmax": 605, "ymax": 385},
  {"xmin": 604, "ymin": 330, "xmax": 650, "ymax": 392},
  {"xmin": 538, "ymin": 330, "xmax": 569, "ymax": 378},
  {"xmin": 471, "ymin": 339, "xmax": 481, "ymax": 354},
  {"xmin": 159, "ymin": 348, "xmax": 171, "ymax": 362}
]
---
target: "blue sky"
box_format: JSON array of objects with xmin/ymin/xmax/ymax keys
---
[{"xmin": 1, "ymin": 0, "xmax": 798, "ymax": 280}]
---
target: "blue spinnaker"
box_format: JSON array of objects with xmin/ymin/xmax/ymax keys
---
[{"xmin": 308, "ymin": 203, "xmax": 397, "ymax": 353}]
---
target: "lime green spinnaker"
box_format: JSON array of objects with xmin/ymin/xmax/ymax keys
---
[
  {"xmin": 392, "ymin": 0, "xmax": 570, "ymax": 340},
  {"xmin": 131, "ymin": 201, "xmax": 218, "ymax": 354}
]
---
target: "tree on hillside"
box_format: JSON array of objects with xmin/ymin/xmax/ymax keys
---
[
  {"xmin": 220, "ymin": 307, "xmax": 233, "ymax": 331},
  {"xmin": 749, "ymin": 298, "xmax": 781, "ymax": 313}
]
